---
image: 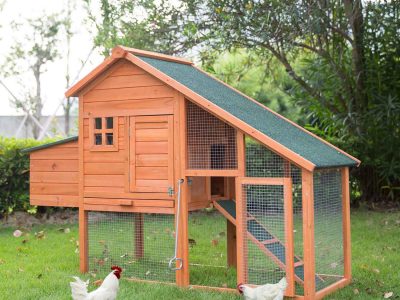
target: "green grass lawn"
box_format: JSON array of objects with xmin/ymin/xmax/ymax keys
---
[{"xmin": 0, "ymin": 209, "xmax": 399, "ymax": 299}]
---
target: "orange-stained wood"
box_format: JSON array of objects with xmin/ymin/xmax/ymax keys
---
[
  {"xmin": 235, "ymin": 178, "xmax": 247, "ymax": 284},
  {"xmin": 227, "ymin": 219, "xmax": 237, "ymax": 268},
  {"xmin": 176, "ymin": 93, "xmax": 189, "ymax": 287},
  {"xmin": 93, "ymin": 73, "xmax": 164, "ymax": 90},
  {"xmin": 30, "ymin": 183, "xmax": 78, "ymax": 195},
  {"xmin": 315, "ymin": 277, "xmax": 351, "ymax": 300},
  {"xmin": 30, "ymin": 147, "xmax": 78, "ymax": 160},
  {"xmin": 129, "ymin": 115, "xmax": 174, "ymax": 195},
  {"xmin": 83, "ymin": 85, "xmax": 174, "ymax": 102},
  {"xmin": 342, "ymin": 167, "xmax": 352, "ymax": 280},
  {"xmin": 124, "ymin": 52, "xmax": 316, "ymax": 172},
  {"xmin": 83, "ymin": 98, "xmax": 175, "ymax": 117},
  {"xmin": 30, "ymin": 171, "xmax": 78, "ymax": 184},
  {"xmin": 30, "ymin": 159, "xmax": 78, "ymax": 172},
  {"xmin": 79, "ymin": 94, "xmax": 87, "ymax": 273},
  {"xmin": 30, "ymin": 195, "xmax": 79, "ymax": 207},
  {"xmin": 83, "ymin": 198, "xmax": 174, "ymax": 208},
  {"xmin": 302, "ymin": 170, "xmax": 316, "ymax": 299},
  {"xmin": 284, "ymin": 177, "xmax": 295, "ymax": 296},
  {"xmin": 240, "ymin": 177, "xmax": 286, "ymax": 185},
  {"xmin": 135, "ymin": 214, "xmax": 144, "ymax": 258},
  {"xmin": 118, "ymin": 45, "xmax": 193, "ymax": 65}
]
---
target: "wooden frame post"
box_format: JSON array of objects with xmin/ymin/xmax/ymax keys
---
[
  {"xmin": 227, "ymin": 220, "xmax": 237, "ymax": 268},
  {"xmin": 235, "ymin": 131, "xmax": 246, "ymax": 283},
  {"xmin": 78, "ymin": 95, "xmax": 88, "ymax": 273},
  {"xmin": 235, "ymin": 178, "xmax": 247, "ymax": 284},
  {"xmin": 302, "ymin": 169, "xmax": 316, "ymax": 299},
  {"xmin": 135, "ymin": 213, "xmax": 144, "ymax": 258},
  {"xmin": 284, "ymin": 177, "xmax": 295, "ymax": 296},
  {"xmin": 342, "ymin": 167, "xmax": 351, "ymax": 280},
  {"xmin": 79, "ymin": 209, "xmax": 88, "ymax": 272},
  {"xmin": 175, "ymin": 93, "xmax": 189, "ymax": 287}
]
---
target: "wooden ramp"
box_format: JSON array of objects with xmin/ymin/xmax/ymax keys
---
[{"xmin": 214, "ymin": 199, "xmax": 320, "ymax": 285}]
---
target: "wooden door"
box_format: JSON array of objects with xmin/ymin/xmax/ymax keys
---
[{"xmin": 129, "ymin": 115, "xmax": 174, "ymax": 196}]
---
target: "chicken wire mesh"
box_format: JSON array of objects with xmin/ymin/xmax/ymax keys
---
[
  {"xmin": 88, "ymin": 212, "xmax": 175, "ymax": 283},
  {"xmin": 187, "ymin": 210, "xmax": 237, "ymax": 288},
  {"xmin": 245, "ymin": 137, "xmax": 285, "ymax": 177},
  {"xmin": 242, "ymin": 184, "xmax": 286, "ymax": 285},
  {"xmin": 313, "ymin": 169, "xmax": 344, "ymax": 291},
  {"xmin": 186, "ymin": 100, "xmax": 237, "ymax": 169}
]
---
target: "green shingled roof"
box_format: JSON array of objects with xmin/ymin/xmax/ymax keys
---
[
  {"xmin": 21, "ymin": 136, "xmax": 78, "ymax": 153},
  {"xmin": 137, "ymin": 55, "xmax": 358, "ymax": 168}
]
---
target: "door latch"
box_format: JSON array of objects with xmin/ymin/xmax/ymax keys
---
[{"xmin": 167, "ymin": 186, "xmax": 174, "ymax": 197}]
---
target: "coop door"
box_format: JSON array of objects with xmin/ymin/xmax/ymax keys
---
[{"xmin": 129, "ymin": 115, "xmax": 174, "ymax": 195}]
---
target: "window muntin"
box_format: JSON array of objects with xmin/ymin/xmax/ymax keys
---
[{"xmin": 90, "ymin": 116, "xmax": 118, "ymax": 151}]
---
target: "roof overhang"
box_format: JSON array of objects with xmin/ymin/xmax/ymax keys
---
[{"xmin": 64, "ymin": 46, "xmax": 360, "ymax": 171}]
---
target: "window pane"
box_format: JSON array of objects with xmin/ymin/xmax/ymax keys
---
[
  {"xmin": 106, "ymin": 133, "xmax": 113, "ymax": 145},
  {"xmin": 106, "ymin": 117, "xmax": 113, "ymax": 129},
  {"xmin": 95, "ymin": 118, "xmax": 102, "ymax": 129},
  {"xmin": 95, "ymin": 134, "xmax": 102, "ymax": 145}
]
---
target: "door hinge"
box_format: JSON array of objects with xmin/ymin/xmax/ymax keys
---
[{"xmin": 168, "ymin": 186, "xmax": 174, "ymax": 197}]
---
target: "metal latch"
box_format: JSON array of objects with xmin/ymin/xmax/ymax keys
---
[{"xmin": 167, "ymin": 186, "xmax": 174, "ymax": 197}]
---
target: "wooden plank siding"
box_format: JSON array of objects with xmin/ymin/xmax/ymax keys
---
[
  {"xmin": 29, "ymin": 141, "xmax": 79, "ymax": 207},
  {"xmin": 80, "ymin": 61, "xmax": 178, "ymax": 211}
]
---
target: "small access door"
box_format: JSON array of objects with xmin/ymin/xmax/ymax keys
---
[{"xmin": 129, "ymin": 115, "xmax": 174, "ymax": 197}]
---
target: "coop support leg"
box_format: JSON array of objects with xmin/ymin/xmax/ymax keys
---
[
  {"xmin": 175, "ymin": 178, "xmax": 189, "ymax": 286},
  {"xmin": 342, "ymin": 167, "xmax": 351, "ymax": 280},
  {"xmin": 135, "ymin": 213, "xmax": 144, "ymax": 259},
  {"xmin": 227, "ymin": 219, "xmax": 237, "ymax": 268},
  {"xmin": 79, "ymin": 209, "xmax": 88, "ymax": 273},
  {"xmin": 235, "ymin": 178, "xmax": 247, "ymax": 284},
  {"xmin": 284, "ymin": 177, "xmax": 295, "ymax": 296},
  {"xmin": 302, "ymin": 170, "xmax": 316, "ymax": 299}
]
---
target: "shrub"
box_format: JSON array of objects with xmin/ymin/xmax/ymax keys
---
[{"xmin": 0, "ymin": 137, "xmax": 56, "ymax": 216}]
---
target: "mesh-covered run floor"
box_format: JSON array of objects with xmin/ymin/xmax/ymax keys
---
[
  {"xmin": 88, "ymin": 212, "xmax": 175, "ymax": 282},
  {"xmin": 214, "ymin": 199, "xmax": 321, "ymax": 286}
]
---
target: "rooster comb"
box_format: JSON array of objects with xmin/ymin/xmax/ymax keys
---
[{"xmin": 111, "ymin": 265, "xmax": 122, "ymax": 272}]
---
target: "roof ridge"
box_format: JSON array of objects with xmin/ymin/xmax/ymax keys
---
[{"xmin": 115, "ymin": 46, "xmax": 193, "ymax": 65}]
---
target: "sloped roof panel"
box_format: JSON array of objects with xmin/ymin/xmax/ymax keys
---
[{"xmin": 137, "ymin": 55, "xmax": 358, "ymax": 168}]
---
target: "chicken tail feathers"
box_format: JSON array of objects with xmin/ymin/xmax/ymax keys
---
[
  {"xmin": 277, "ymin": 277, "xmax": 288, "ymax": 291},
  {"xmin": 70, "ymin": 276, "xmax": 89, "ymax": 300}
]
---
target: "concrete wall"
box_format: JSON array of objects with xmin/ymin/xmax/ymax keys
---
[{"xmin": 0, "ymin": 115, "xmax": 78, "ymax": 138}]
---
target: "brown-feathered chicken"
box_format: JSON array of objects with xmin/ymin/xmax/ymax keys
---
[
  {"xmin": 70, "ymin": 266, "xmax": 122, "ymax": 300},
  {"xmin": 238, "ymin": 277, "xmax": 287, "ymax": 300}
]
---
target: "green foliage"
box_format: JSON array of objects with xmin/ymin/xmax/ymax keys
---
[
  {"xmin": 90, "ymin": 0, "xmax": 400, "ymax": 203},
  {"xmin": 0, "ymin": 137, "xmax": 56, "ymax": 216},
  {"xmin": 207, "ymin": 49, "xmax": 304, "ymax": 124}
]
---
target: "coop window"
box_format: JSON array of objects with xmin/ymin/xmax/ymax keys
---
[
  {"xmin": 186, "ymin": 100, "xmax": 237, "ymax": 169},
  {"xmin": 90, "ymin": 116, "xmax": 119, "ymax": 151}
]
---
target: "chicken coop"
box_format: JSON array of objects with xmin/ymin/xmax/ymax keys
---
[{"xmin": 23, "ymin": 46, "xmax": 360, "ymax": 299}]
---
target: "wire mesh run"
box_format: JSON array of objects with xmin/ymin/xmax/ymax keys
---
[
  {"xmin": 186, "ymin": 100, "xmax": 237, "ymax": 169},
  {"xmin": 88, "ymin": 212, "xmax": 175, "ymax": 283},
  {"xmin": 242, "ymin": 184, "xmax": 286, "ymax": 285},
  {"xmin": 188, "ymin": 210, "xmax": 237, "ymax": 288},
  {"xmin": 313, "ymin": 169, "xmax": 344, "ymax": 291},
  {"xmin": 245, "ymin": 137, "xmax": 285, "ymax": 177}
]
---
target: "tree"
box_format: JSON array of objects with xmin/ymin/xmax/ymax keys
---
[
  {"xmin": 90, "ymin": 0, "xmax": 400, "ymax": 203},
  {"xmin": 1, "ymin": 14, "xmax": 65, "ymax": 138}
]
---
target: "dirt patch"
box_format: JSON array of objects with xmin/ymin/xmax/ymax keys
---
[{"xmin": 1, "ymin": 210, "xmax": 78, "ymax": 228}]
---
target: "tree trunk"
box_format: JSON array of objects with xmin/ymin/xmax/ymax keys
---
[
  {"xmin": 32, "ymin": 63, "xmax": 42, "ymax": 139},
  {"xmin": 344, "ymin": 0, "xmax": 366, "ymax": 114}
]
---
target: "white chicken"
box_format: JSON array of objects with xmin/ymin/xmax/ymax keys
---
[
  {"xmin": 238, "ymin": 277, "xmax": 287, "ymax": 300},
  {"xmin": 70, "ymin": 266, "xmax": 122, "ymax": 300}
]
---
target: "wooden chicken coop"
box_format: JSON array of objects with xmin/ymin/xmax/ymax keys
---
[{"xmin": 24, "ymin": 46, "xmax": 360, "ymax": 299}]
